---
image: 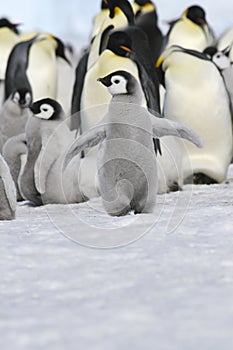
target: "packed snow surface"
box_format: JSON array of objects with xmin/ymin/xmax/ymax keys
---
[{"xmin": 0, "ymin": 165, "xmax": 232, "ymax": 349}]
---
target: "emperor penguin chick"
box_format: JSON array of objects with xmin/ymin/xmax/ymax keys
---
[
  {"xmin": 0, "ymin": 154, "xmax": 17, "ymax": 220},
  {"xmin": 0, "ymin": 88, "xmax": 32, "ymax": 152},
  {"xmin": 64, "ymin": 70, "xmax": 203, "ymax": 216},
  {"xmin": 22, "ymin": 98, "xmax": 83, "ymax": 205},
  {"xmin": 204, "ymin": 46, "xmax": 233, "ymax": 110},
  {"xmin": 2, "ymin": 133, "xmax": 27, "ymax": 201}
]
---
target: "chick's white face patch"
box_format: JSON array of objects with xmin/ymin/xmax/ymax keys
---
[
  {"xmin": 213, "ymin": 51, "xmax": 231, "ymax": 70},
  {"xmin": 25, "ymin": 92, "xmax": 32, "ymax": 106},
  {"xmin": 34, "ymin": 104, "xmax": 54, "ymax": 120},
  {"xmin": 12, "ymin": 91, "xmax": 20, "ymax": 104},
  {"xmin": 108, "ymin": 75, "xmax": 127, "ymax": 95}
]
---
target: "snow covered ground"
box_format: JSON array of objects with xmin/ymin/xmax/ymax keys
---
[{"xmin": 0, "ymin": 165, "xmax": 232, "ymax": 349}]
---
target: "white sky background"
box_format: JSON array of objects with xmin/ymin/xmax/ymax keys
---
[{"xmin": 1, "ymin": 0, "xmax": 233, "ymax": 51}]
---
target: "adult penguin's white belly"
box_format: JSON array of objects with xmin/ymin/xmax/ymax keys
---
[
  {"xmin": 163, "ymin": 60, "xmax": 232, "ymax": 182},
  {"xmin": 0, "ymin": 28, "xmax": 19, "ymax": 80},
  {"xmin": 27, "ymin": 38, "xmax": 58, "ymax": 101}
]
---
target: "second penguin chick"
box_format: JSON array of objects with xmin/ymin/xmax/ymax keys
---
[
  {"xmin": 0, "ymin": 153, "xmax": 17, "ymax": 220},
  {"xmin": 2, "ymin": 133, "xmax": 27, "ymax": 201},
  {"xmin": 64, "ymin": 70, "xmax": 203, "ymax": 216},
  {"xmin": 0, "ymin": 88, "xmax": 32, "ymax": 152}
]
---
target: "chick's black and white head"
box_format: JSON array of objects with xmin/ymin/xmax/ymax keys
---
[
  {"xmin": 204, "ymin": 46, "xmax": 231, "ymax": 70},
  {"xmin": 12, "ymin": 88, "xmax": 32, "ymax": 108},
  {"xmin": 98, "ymin": 70, "xmax": 137, "ymax": 96},
  {"xmin": 30, "ymin": 98, "xmax": 64, "ymax": 120}
]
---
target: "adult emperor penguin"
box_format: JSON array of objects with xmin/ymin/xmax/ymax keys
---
[
  {"xmin": 71, "ymin": 0, "xmax": 135, "ymax": 122},
  {"xmin": 0, "ymin": 88, "xmax": 32, "ymax": 152},
  {"xmin": 4, "ymin": 35, "xmax": 38, "ymax": 101},
  {"xmin": 132, "ymin": 0, "xmax": 163, "ymax": 61},
  {"xmin": 0, "ymin": 18, "xmax": 20, "ymax": 104},
  {"xmin": 91, "ymin": 0, "xmax": 111, "ymax": 41},
  {"xmin": 156, "ymin": 45, "xmax": 233, "ymax": 183},
  {"xmin": 87, "ymin": 0, "xmax": 135, "ymax": 70},
  {"xmin": 0, "ymin": 154, "xmax": 17, "ymax": 220},
  {"xmin": 19, "ymin": 33, "xmax": 70, "ymax": 102},
  {"xmin": 64, "ymin": 71, "xmax": 203, "ymax": 216},
  {"xmin": 164, "ymin": 5, "xmax": 214, "ymax": 51},
  {"xmin": 2, "ymin": 133, "xmax": 27, "ymax": 201}
]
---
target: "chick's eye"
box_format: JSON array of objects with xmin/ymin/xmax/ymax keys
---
[
  {"xmin": 42, "ymin": 108, "xmax": 48, "ymax": 112},
  {"xmin": 216, "ymin": 54, "xmax": 221, "ymax": 59},
  {"xmin": 114, "ymin": 79, "xmax": 120, "ymax": 84}
]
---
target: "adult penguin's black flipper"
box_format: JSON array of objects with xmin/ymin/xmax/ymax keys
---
[{"xmin": 70, "ymin": 50, "xmax": 89, "ymax": 132}]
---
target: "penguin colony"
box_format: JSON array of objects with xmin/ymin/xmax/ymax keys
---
[{"xmin": 0, "ymin": 0, "xmax": 233, "ymax": 219}]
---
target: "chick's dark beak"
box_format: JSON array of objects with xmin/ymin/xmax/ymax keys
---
[{"xmin": 97, "ymin": 77, "xmax": 111, "ymax": 87}]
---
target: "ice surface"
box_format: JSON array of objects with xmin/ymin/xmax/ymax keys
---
[{"xmin": 0, "ymin": 165, "xmax": 232, "ymax": 349}]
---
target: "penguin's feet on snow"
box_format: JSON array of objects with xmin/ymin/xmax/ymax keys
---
[
  {"xmin": 185, "ymin": 172, "xmax": 218, "ymax": 185},
  {"xmin": 168, "ymin": 181, "xmax": 182, "ymax": 192}
]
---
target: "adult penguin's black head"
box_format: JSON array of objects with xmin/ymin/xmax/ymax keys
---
[
  {"xmin": 135, "ymin": 0, "xmax": 152, "ymax": 6},
  {"xmin": 106, "ymin": 31, "xmax": 132, "ymax": 57},
  {"xmin": 108, "ymin": 0, "xmax": 135, "ymax": 25},
  {"xmin": 185, "ymin": 5, "xmax": 207, "ymax": 26},
  {"xmin": 101, "ymin": 0, "xmax": 109, "ymax": 9},
  {"xmin": 0, "ymin": 17, "xmax": 20, "ymax": 34},
  {"xmin": 53, "ymin": 36, "xmax": 71, "ymax": 65}
]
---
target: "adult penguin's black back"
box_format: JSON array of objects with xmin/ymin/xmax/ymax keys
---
[
  {"xmin": 4, "ymin": 36, "xmax": 37, "ymax": 101},
  {"xmin": 0, "ymin": 17, "xmax": 20, "ymax": 34},
  {"xmin": 70, "ymin": 49, "xmax": 89, "ymax": 131},
  {"xmin": 134, "ymin": 0, "xmax": 163, "ymax": 61}
]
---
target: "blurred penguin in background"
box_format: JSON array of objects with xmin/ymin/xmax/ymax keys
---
[
  {"xmin": 18, "ymin": 32, "xmax": 70, "ymax": 104},
  {"xmin": 164, "ymin": 5, "xmax": 215, "ymax": 51},
  {"xmin": 0, "ymin": 154, "xmax": 16, "ymax": 220},
  {"xmin": 91, "ymin": 0, "xmax": 111, "ymax": 40},
  {"xmin": 0, "ymin": 17, "xmax": 20, "ymax": 104},
  {"xmin": 132, "ymin": 0, "xmax": 163, "ymax": 61},
  {"xmin": 2, "ymin": 133, "xmax": 27, "ymax": 201},
  {"xmin": 157, "ymin": 45, "xmax": 232, "ymax": 184},
  {"xmin": 87, "ymin": 0, "xmax": 135, "ymax": 70},
  {"xmin": 71, "ymin": 0, "xmax": 135, "ymax": 130},
  {"xmin": 0, "ymin": 37, "xmax": 36, "ymax": 151}
]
